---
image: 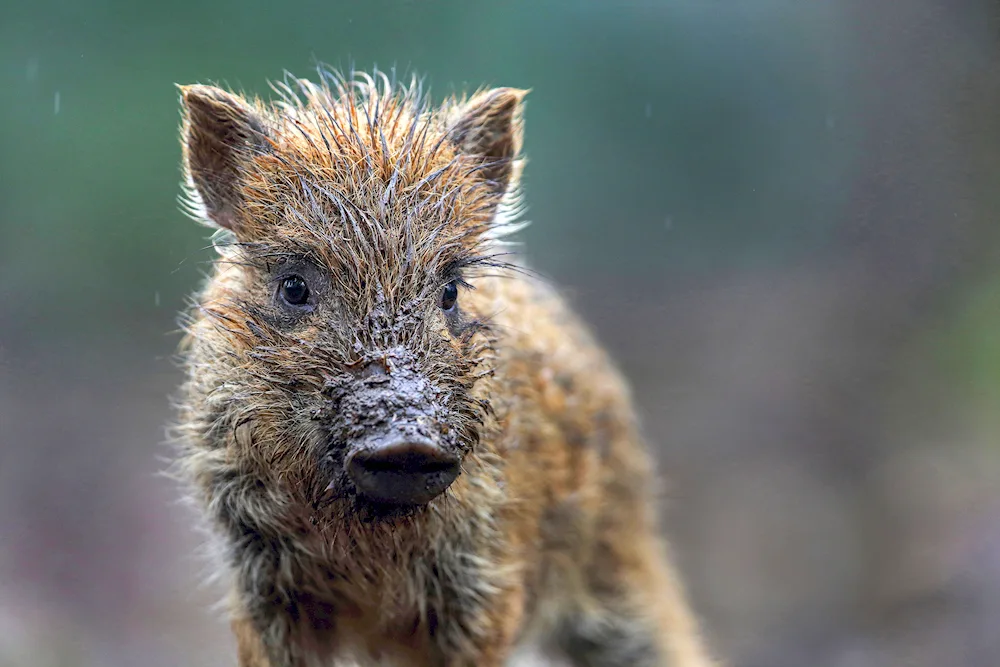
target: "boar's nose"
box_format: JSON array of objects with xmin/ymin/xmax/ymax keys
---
[{"xmin": 346, "ymin": 436, "xmax": 460, "ymax": 506}]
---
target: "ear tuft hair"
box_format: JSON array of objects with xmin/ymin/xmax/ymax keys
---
[
  {"xmin": 447, "ymin": 88, "xmax": 528, "ymax": 196},
  {"xmin": 179, "ymin": 84, "xmax": 270, "ymax": 231}
]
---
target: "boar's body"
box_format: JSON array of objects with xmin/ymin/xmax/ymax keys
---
[{"xmin": 173, "ymin": 69, "xmax": 714, "ymax": 667}]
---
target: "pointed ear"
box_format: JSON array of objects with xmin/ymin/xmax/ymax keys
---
[
  {"xmin": 179, "ymin": 84, "xmax": 270, "ymax": 231},
  {"xmin": 447, "ymin": 87, "xmax": 527, "ymax": 195}
]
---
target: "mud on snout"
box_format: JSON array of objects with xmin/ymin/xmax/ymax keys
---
[{"xmin": 315, "ymin": 348, "xmax": 465, "ymax": 507}]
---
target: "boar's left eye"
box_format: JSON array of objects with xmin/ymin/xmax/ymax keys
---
[
  {"xmin": 280, "ymin": 275, "xmax": 310, "ymax": 306},
  {"xmin": 440, "ymin": 281, "xmax": 458, "ymax": 311}
]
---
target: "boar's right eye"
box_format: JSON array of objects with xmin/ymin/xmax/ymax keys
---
[
  {"xmin": 440, "ymin": 281, "xmax": 459, "ymax": 311},
  {"xmin": 279, "ymin": 275, "xmax": 310, "ymax": 307}
]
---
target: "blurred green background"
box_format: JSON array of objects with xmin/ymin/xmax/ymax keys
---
[{"xmin": 2, "ymin": 1, "xmax": 999, "ymax": 666}]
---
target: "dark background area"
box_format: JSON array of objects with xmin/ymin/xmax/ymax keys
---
[{"xmin": 2, "ymin": 1, "xmax": 1000, "ymax": 665}]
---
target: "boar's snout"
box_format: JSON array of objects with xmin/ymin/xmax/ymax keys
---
[{"xmin": 346, "ymin": 433, "xmax": 460, "ymax": 506}]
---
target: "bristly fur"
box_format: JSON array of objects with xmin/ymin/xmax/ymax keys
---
[
  {"xmin": 171, "ymin": 66, "xmax": 716, "ymax": 667},
  {"xmin": 180, "ymin": 67, "xmax": 527, "ymax": 253}
]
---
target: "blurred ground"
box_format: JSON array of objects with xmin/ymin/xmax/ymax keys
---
[{"xmin": 2, "ymin": 1, "xmax": 1000, "ymax": 666}]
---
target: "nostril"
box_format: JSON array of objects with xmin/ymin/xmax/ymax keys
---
[{"xmin": 360, "ymin": 454, "xmax": 456, "ymax": 474}]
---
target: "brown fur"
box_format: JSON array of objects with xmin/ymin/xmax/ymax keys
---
[{"xmin": 172, "ymin": 68, "xmax": 715, "ymax": 667}]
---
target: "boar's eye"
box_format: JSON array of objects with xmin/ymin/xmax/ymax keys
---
[
  {"xmin": 440, "ymin": 281, "xmax": 458, "ymax": 311},
  {"xmin": 279, "ymin": 275, "xmax": 310, "ymax": 306}
]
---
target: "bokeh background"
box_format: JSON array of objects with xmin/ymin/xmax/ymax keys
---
[{"xmin": 2, "ymin": 1, "xmax": 1000, "ymax": 665}]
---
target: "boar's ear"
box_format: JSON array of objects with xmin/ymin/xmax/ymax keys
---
[
  {"xmin": 447, "ymin": 87, "xmax": 528, "ymax": 196},
  {"xmin": 179, "ymin": 84, "xmax": 270, "ymax": 231}
]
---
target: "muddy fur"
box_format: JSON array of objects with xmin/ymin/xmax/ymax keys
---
[{"xmin": 171, "ymin": 67, "xmax": 716, "ymax": 667}]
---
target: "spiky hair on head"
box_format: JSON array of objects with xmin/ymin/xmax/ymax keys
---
[{"xmin": 178, "ymin": 67, "xmax": 530, "ymax": 267}]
